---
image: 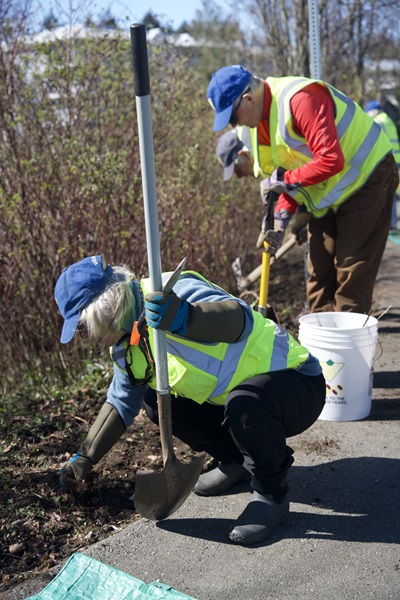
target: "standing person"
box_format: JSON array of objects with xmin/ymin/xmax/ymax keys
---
[
  {"xmin": 207, "ymin": 65, "xmax": 399, "ymax": 314},
  {"xmin": 365, "ymin": 99, "xmax": 400, "ymax": 231},
  {"xmin": 55, "ymin": 254, "xmax": 325, "ymax": 545}
]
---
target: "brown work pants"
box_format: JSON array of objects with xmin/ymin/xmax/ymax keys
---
[{"xmin": 307, "ymin": 153, "xmax": 399, "ymax": 313}]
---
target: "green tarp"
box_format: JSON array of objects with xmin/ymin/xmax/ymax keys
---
[
  {"xmin": 388, "ymin": 230, "xmax": 400, "ymax": 246},
  {"xmin": 26, "ymin": 552, "xmax": 197, "ymax": 600}
]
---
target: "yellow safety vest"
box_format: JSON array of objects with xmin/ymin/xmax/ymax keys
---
[
  {"xmin": 112, "ymin": 272, "xmax": 311, "ymax": 406},
  {"xmin": 373, "ymin": 112, "xmax": 400, "ymax": 167},
  {"xmin": 244, "ymin": 77, "xmax": 392, "ymax": 217}
]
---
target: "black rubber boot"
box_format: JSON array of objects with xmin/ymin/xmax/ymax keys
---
[
  {"xmin": 193, "ymin": 463, "xmax": 250, "ymax": 496},
  {"xmin": 229, "ymin": 491, "xmax": 289, "ymax": 545}
]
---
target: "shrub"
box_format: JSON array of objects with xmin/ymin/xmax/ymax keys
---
[{"xmin": 0, "ymin": 25, "xmax": 260, "ymax": 392}]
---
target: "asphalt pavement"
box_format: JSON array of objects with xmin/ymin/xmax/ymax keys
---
[{"xmin": 6, "ymin": 236, "xmax": 400, "ymax": 600}]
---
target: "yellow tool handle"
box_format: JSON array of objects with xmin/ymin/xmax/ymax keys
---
[{"xmin": 259, "ymin": 241, "xmax": 271, "ymax": 309}]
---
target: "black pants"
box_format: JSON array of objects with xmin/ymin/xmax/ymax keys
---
[{"xmin": 143, "ymin": 370, "xmax": 326, "ymax": 495}]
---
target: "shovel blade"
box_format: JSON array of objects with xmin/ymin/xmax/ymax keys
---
[{"xmin": 134, "ymin": 454, "xmax": 204, "ymax": 521}]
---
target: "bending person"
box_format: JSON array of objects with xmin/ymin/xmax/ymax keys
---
[{"xmin": 55, "ymin": 254, "xmax": 325, "ymax": 545}]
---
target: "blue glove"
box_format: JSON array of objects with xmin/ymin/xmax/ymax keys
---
[
  {"xmin": 145, "ymin": 290, "xmax": 189, "ymax": 334},
  {"xmin": 260, "ymin": 167, "xmax": 297, "ymax": 199}
]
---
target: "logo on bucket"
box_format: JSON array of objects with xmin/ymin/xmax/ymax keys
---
[
  {"xmin": 321, "ymin": 358, "xmax": 344, "ymax": 383},
  {"xmin": 321, "ymin": 359, "xmax": 346, "ymax": 403}
]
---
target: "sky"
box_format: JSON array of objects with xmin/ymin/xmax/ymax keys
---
[{"xmin": 33, "ymin": 0, "xmax": 206, "ymax": 31}]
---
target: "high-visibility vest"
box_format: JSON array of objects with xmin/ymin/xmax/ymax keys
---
[
  {"xmin": 112, "ymin": 271, "xmax": 311, "ymax": 406},
  {"xmin": 373, "ymin": 112, "xmax": 400, "ymax": 167},
  {"xmin": 244, "ymin": 77, "xmax": 392, "ymax": 217}
]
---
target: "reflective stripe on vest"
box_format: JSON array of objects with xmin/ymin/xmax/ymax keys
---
[
  {"xmin": 111, "ymin": 335, "xmax": 130, "ymax": 371},
  {"xmin": 249, "ymin": 77, "xmax": 392, "ymax": 216},
  {"xmin": 137, "ymin": 272, "xmax": 310, "ymax": 405},
  {"xmin": 164, "ymin": 334, "xmax": 248, "ymax": 399}
]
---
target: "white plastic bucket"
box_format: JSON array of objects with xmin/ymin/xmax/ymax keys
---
[{"xmin": 298, "ymin": 312, "xmax": 378, "ymax": 421}]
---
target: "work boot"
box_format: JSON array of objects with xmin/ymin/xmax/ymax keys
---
[
  {"xmin": 193, "ymin": 463, "xmax": 250, "ymax": 496},
  {"xmin": 229, "ymin": 491, "xmax": 289, "ymax": 545}
]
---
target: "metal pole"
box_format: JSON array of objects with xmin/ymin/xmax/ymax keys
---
[{"xmin": 308, "ymin": 0, "xmax": 322, "ymax": 79}]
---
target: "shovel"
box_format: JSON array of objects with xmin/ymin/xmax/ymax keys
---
[{"xmin": 130, "ymin": 23, "xmax": 204, "ymax": 521}]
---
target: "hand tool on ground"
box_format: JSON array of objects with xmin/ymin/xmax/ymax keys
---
[
  {"xmin": 130, "ymin": 23, "xmax": 203, "ymax": 521},
  {"xmin": 232, "ymin": 228, "xmax": 307, "ymax": 294}
]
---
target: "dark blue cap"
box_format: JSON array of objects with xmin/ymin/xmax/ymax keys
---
[
  {"xmin": 207, "ymin": 65, "xmax": 251, "ymax": 131},
  {"xmin": 365, "ymin": 100, "xmax": 381, "ymax": 112},
  {"xmin": 54, "ymin": 255, "xmax": 113, "ymax": 343}
]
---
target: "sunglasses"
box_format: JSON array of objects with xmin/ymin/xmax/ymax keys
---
[{"xmin": 229, "ymin": 87, "xmax": 250, "ymax": 126}]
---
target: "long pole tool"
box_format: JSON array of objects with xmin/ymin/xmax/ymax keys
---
[{"xmin": 130, "ymin": 23, "xmax": 203, "ymax": 521}]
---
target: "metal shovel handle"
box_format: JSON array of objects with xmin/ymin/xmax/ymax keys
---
[
  {"xmin": 130, "ymin": 23, "xmax": 168, "ymax": 394},
  {"xmin": 130, "ymin": 25, "xmax": 204, "ymax": 522}
]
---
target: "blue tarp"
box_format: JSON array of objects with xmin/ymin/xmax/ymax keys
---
[{"xmin": 26, "ymin": 552, "xmax": 197, "ymax": 600}]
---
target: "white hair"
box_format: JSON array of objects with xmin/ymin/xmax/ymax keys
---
[
  {"xmin": 79, "ymin": 264, "xmax": 136, "ymax": 345},
  {"xmin": 248, "ymin": 75, "xmax": 265, "ymax": 94}
]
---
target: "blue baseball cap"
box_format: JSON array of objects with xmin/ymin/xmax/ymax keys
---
[
  {"xmin": 54, "ymin": 255, "xmax": 113, "ymax": 343},
  {"xmin": 207, "ymin": 65, "xmax": 252, "ymax": 132},
  {"xmin": 365, "ymin": 100, "xmax": 381, "ymax": 112}
]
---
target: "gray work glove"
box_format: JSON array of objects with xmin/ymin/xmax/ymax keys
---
[
  {"xmin": 289, "ymin": 207, "xmax": 311, "ymax": 245},
  {"xmin": 256, "ymin": 229, "xmax": 285, "ymax": 254},
  {"xmin": 59, "ymin": 403, "xmax": 125, "ymax": 491},
  {"xmin": 256, "ymin": 208, "xmax": 291, "ymax": 253},
  {"xmin": 260, "ymin": 167, "xmax": 297, "ymax": 200},
  {"xmin": 294, "ymin": 226, "xmax": 308, "ymax": 245}
]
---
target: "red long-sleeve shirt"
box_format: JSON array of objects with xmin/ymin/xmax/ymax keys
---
[{"xmin": 259, "ymin": 81, "xmax": 345, "ymax": 215}]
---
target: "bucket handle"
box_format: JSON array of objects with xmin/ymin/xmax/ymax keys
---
[
  {"xmin": 371, "ymin": 304, "xmax": 393, "ymax": 364},
  {"xmin": 363, "ymin": 305, "xmax": 392, "ymax": 327},
  {"xmin": 372, "ymin": 338, "xmax": 383, "ymax": 365}
]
